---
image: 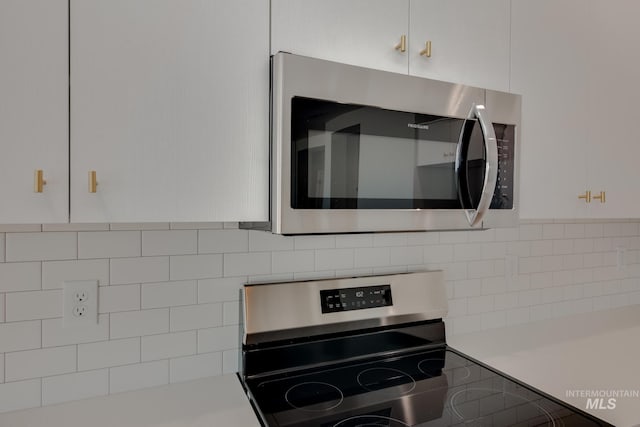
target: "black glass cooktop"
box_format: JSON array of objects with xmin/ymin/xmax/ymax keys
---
[{"xmin": 246, "ymin": 348, "xmax": 610, "ymax": 427}]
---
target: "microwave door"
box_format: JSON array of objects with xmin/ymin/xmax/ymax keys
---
[{"xmin": 455, "ymin": 104, "xmax": 499, "ymax": 227}]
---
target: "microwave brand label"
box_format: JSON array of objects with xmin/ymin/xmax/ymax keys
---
[{"xmin": 407, "ymin": 123, "xmax": 429, "ymax": 130}]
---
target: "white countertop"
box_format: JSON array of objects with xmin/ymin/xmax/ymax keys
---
[
  {"xmin": 449, "ymin": 305, "xmax": 640, "ymax": 427},
  {"xmin": 0, "ymin": 374, "xmax": 260, "ymax": 427}
]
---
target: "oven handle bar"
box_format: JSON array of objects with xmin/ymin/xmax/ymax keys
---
[{"xmin": 456, "ymin": 104, "xmax": 498, "ymax": 227}]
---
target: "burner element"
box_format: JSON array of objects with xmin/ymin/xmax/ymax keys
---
[
  {"xmin": 356, "ymin": 368, "xmax": 416, "ymax": 395},
  {"xmin": 450, "ymin": 387, "xmax": 557, "ymax": 426},
  {"xmin": 333, "ymin": 415, "xmax": 410, "ymax": 427},
  {"xmin": 284, "ymin": 381, "xmax": 344, "ymax": 412}
]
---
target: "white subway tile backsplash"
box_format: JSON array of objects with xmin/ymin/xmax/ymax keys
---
[
  {"xmin": 198, "ymin": 229, "xmax": 247, "ymax": 254},
  {"xmin": 6, "ymin": 232, "xmax": 76, "ymax": 262},
  {"xmin": 467, "ymin": 295, "xmax": 494, "ymax": 314},
  {"xmin": 171, "ymin": 254, "xmax": 223, "ymax": 280},
  {"xmin": 0, "ymin": 321, "xmax": 41, "ymax": 353},
  {"xmin": 354, "ymin": 247, "xmax": 390, "ymax": 268},
  {"xmin": 316, "ymin": 249, "xmax": 354, "ymax": 270},
  {"xmin": 110, "ymin": 223, "xmax": 170, "ymax": 231},
  {"xmin": 111, "ymin": 256, "xmax": 169, "ymax": 285},
  {"xmin": 0, "ymin": 380, "xmax": 41, "ymax": 413},
  {"xmin": 5, "ymin": 290, "xmax": 62, "ymax": 321},
  {"xmin": 99, "ymin": 284, "xmax": 141, "ymax": 313},
  {"xmin": 109, "ymin": 360, "xmax": 169, "ymax": 394},
  {"xmin": 335, "ymin": 234, "xmax": 373, "ymax": 248},
  {"xmin": 222, "ymin": 349, "xmax": 240, "ymax": 374},
  {"xmin": 223, "ymin": 252, "xmax": 270, "ymax": 277},
  {"xmin": 78, "ymin": 231, "xmax": 140, "ymax": 259},
  {"xmin": 423, "ymin": 245, "xmax": 454, "ymax": 263},
  {"xmin": 0, "ymin": 262, "xmax": 41, "ymax": 292},
  {"xmin": 170, "ymin": 352, "xmax": 222, "ymax": 384},
  {"xmin": 0, "ymin": 220, "xmax": 637, "ymax": 413},
  {"xmin": 390, "ymin": 246, "xmax": 423, "ymax": 266},
  {"xmin": 78, "ymin": 338, "xmax": 140, "ymax": 371},
  {"xmin": 142, "ymin": 331, "xmax": 196, "ymax": 362},
  {"xmin": 142, "ymin": 281, "xmax": 196, "ymax": 309},
  {"xmin": 272, "ymin": 250, "xmax": 315, "ymax": 274},
  {"xmin": 373, "ymin": 234, "xmax": 407, "ymax": 247},
  {"xmin": 198, "ymin": 325, "xmax": 238, "ymax": 353},
  {"xmin": 142, "ymin": 230, "xmax": 197, "ymax": 256},
  {"xmin": 198, "ymin": 277, "xmax": 243, "ymax": 303},
  {"xmin": 440, "ymin": 232, "xmax": 468, "ymax": 244},
  {"xmin": 43, "ymin": 314, "xmax": 109, "ymax": 347},
  {"xmin": 453, "ymin": 279, "xmax": 482, "ymax": 298},
  {"xmin": 5, "ymin": 346, "xmax": 76, "ymax": 382},
  {"xmin": 481, "ymin": 311, "xmax": 507, "ymax": 330},
  {"xmin": 249, "ymin": 231, "xmax": 293, "ymax": 252},
  {"xmin": 110, "ymin": 309, "xmax": 169, "ymax": 339},
  {"xmin": 518, "ymin": 224, "xmax": 542, "ymax": 241},
  {"xmin": 467, "ymin": 260, "xmax": 495, "ymax": 279},
  {"xmin": 42, "ymin": 259, "xmax": 108, "ymax": 289},
  {"xmin": 42, "ymin": 369, "xmax": 109, "ymax": 406},
  {"xmin": 170, "ymin": 303, "xmax": 222, "ymax": 332},
  {"xmin": 453, "ymin": 244, "xmax": 482, "ymax": 262},
  {"xmin": 542, "ymin": 224, "xmax": 564, "ymax": 240},
  {"xmin": 294, "ymin": 235, "xmax": 335, "ymax": 250},
  {"xmin": 223, "ymin": 301, "xmax": 240, "ymax": 325}
]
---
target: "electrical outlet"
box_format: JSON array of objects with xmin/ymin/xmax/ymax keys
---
[{"xmin": 64, "ymin": 280, "xmax": 98, "ymax": 327}]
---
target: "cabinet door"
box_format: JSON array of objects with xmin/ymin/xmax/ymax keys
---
[
  {"xmin": 511, "ymin": 0, "xmax": 592, "ymax": 219},
  {"xmin": 409, "ymin": 0, "xmax": 510, "ymax": 92},
  {"xmin": 0, "ymin": 0, "xmax": 68, "ymax": 223},
  {"xmin": 271, "ymin": 0, "xmax": 409, "ymax": 74},
  {"xmin": 70, "ymin": 0, "xmax": 269, "ymax": 222},
  {"xmin": 586, "ymin": 1, "xmax": 640, "ymax": 218}
]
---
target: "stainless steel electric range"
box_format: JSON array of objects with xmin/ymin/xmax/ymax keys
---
[{"xmin": 239, "ymin": 271, "xmax": 612, "ymax": 427}]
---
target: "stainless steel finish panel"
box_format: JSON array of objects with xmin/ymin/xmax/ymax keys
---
[
  {"xmin": 482, "ymin": 89, "xmax": 522, "ymax": 229},
  {"xmin": 271, "ymin": 52, "xmax": 521, "ymax": 234},
  {"xmin": 242, "ymin": 271, "xmax": 447, "ymax": 344}
]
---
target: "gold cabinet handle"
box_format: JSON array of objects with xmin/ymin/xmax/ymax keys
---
[
  {"xmin": 593, "ymin": 191, "xmax": 606, "ymax": 203},
  {"xmin": 34, "ymin": 170, "xmax": 47, "ymax": 193},
  {"xmin": 88, "ymin": 170, "xmax": 98, "ymax": 193},
  {"xmin": 419, "ymin": 40, "xmax": 432, "ymax": 58},
  {"xmin": 578, "ymin": 190, "xmax": 591, "ymax": 203},
  {"xmin": 395, "ymin": 35, "xmax": 407, "ymax": 53}
]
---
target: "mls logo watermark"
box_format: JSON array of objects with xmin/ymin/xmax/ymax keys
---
[
  {"xmin": 585, "ymin": 397, "xmax": 616, "ymax": 410},
  {"xmin": 566, "ymin": 389, "xmax": 640, "ymax": 410}
]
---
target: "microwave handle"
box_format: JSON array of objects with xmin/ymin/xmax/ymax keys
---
[{"xmin": 456, "ymin": 104, "xmax": 498, "ymax": 227}]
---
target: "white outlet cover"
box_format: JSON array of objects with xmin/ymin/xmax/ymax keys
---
[{"xmin": 64, "ymin": 280, "xmax": 99, "ymax": 328}]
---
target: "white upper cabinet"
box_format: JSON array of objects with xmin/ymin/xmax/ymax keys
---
[
  {"xmin": 0, "ymin": 0, "xmax": 68, "ymax": 223},
  {"xmin": 511, "ymin": 0, "xmax": 592, "ymax": 219},
  {"xmin": 271, "ymin": 0, "xmax": 410, "ymax": 74},
  {"xmin": 409, "ymin": 0, "xmax": 511, "ymax": 92},
  {"xmin": 272, "ymin": 0, "xmax": 509, "ymax": 90},
  {"xmin": 514, "ymin": 0, "xmax": 640, "ymax": 219},
  {"xmin": 586, "ymin": 1, "xmax": 640, "ymax": 218},
  {"xmin": 70, "ymin": 0, "xmax": 269, "ymax": 222}
]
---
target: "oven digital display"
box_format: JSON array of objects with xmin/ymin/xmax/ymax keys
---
[{"xmin": 320, "ymin": 285, "xmax": 392, "ymax": 313}]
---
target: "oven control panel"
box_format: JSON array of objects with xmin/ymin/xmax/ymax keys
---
[{"xmin": 320, "ymin": 285, "xmax": 393, "ymax": 313}]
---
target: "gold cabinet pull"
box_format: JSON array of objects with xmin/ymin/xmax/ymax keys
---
[
  {"xmin": 88, "ymin": 170, "xmax": 98, "ymax": 193},
  {"xmin": 578, "ymin": 191, "xmax": 591, "ymax": 203},
  {"xmin": 593, "ymin": 191, "xmax": 606, "ymax": 203},
  {"xmin": 34, "ymin": 170, "xmax": 47, "ymax": 193},
  {"xmin": 395, "ymin": 35, "xmax": 407, "ymax": 53},
  {"xmin": 419, "ymin": 40, "xmax": 432, "ymax": 58}
]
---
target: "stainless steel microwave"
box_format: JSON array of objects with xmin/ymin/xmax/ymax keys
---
[{"xmin": 243, "ymin": 52, "xmax": 521, "ymax": 235}]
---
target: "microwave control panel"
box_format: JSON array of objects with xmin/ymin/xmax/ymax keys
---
[
  {"xmin": 320, "ymin": 285, "xmax": 392, "ymax": 314},
  {"xmin": 491, "ymin": 123, "xmax": 515, "ymax": 210}
]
